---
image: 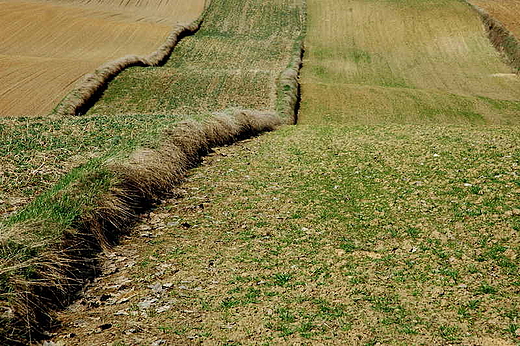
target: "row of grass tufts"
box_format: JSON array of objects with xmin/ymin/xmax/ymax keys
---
[{"xmin": 0, "ymin": 0, "xmax": 305, "ymax": 343}]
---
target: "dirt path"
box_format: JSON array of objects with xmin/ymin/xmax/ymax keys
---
[
  {"xmin": 0, "ymin": 0, "xmax": 205, "ymax": 116},
  {"xmin": 299, "ymin": 0, "xmax": 520, "ymax": 124}
]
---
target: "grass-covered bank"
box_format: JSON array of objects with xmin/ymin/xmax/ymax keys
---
[
  {"xmin": 0, "ymin": 0, "xmax": 305, "ymax": 342},
  {"xmin": 0, "ymin": 0, "xmax": 304, "ymax": 220},
  {"xmin": 52, "ymin": 124, "xmax": 520, "ymax": 345}
]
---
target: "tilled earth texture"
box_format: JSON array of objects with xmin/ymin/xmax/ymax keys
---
[
  {"xmin": 299, "ymin": 0, "xmax": 520, "ymax": 125},
  {"xmin": 0, "ymin": 0, "xmax": 205, "ymax": 116},
  {"xmin": 0, "ymin": 0, "xmax": 303, "ymax": 219},
  {"xmin": 52, "ymin": 126, "xmax": 519, "ymax": 345},
  {"xmin": 86, "ymin": 0, "xmax": 304, "ymax": 116},
  {"xmin": 470, "ymin": 0, "xmax": 520, "ymax": 38}
]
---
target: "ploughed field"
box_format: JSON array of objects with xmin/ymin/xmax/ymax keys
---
[
  {"xmin": 299, "ymin": 0, "xmax": 520, "ymax": 125},
  {"xmin": 470, "ymin": 0, "xmax": 520, "ymax": 38},
  {"xmin": 0, "ymin": 0, "xmax": 205, "ymax": 116}
]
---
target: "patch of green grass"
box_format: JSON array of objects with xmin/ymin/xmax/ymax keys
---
[
  {"xmin": 150, "ymin": 124, "xmax": 520, "ymax": 344},
  {"xmin": 0, "ymin": 0, "xmax": 305, "ymax": 341}
]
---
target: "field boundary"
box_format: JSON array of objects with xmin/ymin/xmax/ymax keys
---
[
  {"xmin": 0, "ymin": 110, "xmax": 282, "ymax": 344},
  {"xmin": 465, "ymin": 1, "xmax": 520, "ymax": 72},
  {"xmin": 0, "ymin": 1, "xmax": 306, "ymax": 342},
  {"xmin": 276, "ymin": 39, "xmax": 305, "ymax": 124},
  {"xmin": 52, "ymin": 20, "xmax": 203, "ymax": 116}
]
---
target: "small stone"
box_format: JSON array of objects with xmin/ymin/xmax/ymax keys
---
[
  {"xmin": 124, "ymin": 328, "xmax": 139, "ymax": 335},
  {"xmin": 156, "ymin": 305, "xmax": 171, "ymax": 313},
  {"xmin": 148, "ymin": 283, "xmax": 164, "ymax": 294},
  {"xmin": 151, "ymin": 340, "xmax": 167, "ymax": 346},
  {"xmin": 138, "ymin": 298, "xmax": 157, "ymax": 309},
  {"xmin": 457, "ymin": 284, "xmax": 468, "ymax": 289},
  {"xmin": 94, "ymin": 323, "xmax": 112, "ymax": 333},
  {"xmin": 137, "ymin": 224, "xmax": 152, "ymax": 231},
  {"xmin": 73, "ymin": 319, "xmax": 88, "ymax": 328},
  {"xmin": 116, "ymin": 295, "xmax": 134, "ymax": 304},
  {"xmin": 114, "ymin": 310, "xmax": 129, "ymax": 316}
]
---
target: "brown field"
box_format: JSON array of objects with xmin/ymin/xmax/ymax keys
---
[
  {"xmin": 0, "ymin": 0, "xmax": 205, "ymax": 117},
  {"xmin": 470, "ymin": 0, "xmax": 520, "ymax": 38}
]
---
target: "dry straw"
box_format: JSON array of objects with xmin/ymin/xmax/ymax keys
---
[
  {"xmin": 277, "ymin": 39, "xmax": 304, "ymax": 124},
  {"xmin": 465, "ymin": 1, "xmax": 520, "ymax": 72},
  {"xmin": 0, "ymin": 110, "xmax": 283, "ymax": 343}
]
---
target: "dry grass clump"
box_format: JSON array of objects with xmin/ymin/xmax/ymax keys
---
[
  {"xmin": 49, "ymin": 124, "xmax": 520, "ymax": 345},
  {"xmin": 0, "ymin": 0, "xmax": 305, "ymax": 342},
  {"xmin": 277, "ymin": 39, "xmax": 305, "ymax": 124},
  {"xmin": 0, "ymin": 109, "xmax": 281, "ymax": 344}
]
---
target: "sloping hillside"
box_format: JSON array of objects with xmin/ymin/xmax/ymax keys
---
[
  {"xmin": 0, "ymin": 0, "xmax": 204, "ymax": 116},
  {"xmin": 299, "ymin": 0, "xmax": 520, "ymax": 124}
]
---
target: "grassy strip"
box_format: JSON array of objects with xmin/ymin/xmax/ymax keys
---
[
  {"xmin": 0, "ymin": 0, "xmax": 304, "ymax": 220},
  {"xmin": 0, "ymin": 0, "xmax": 305, "ymax": 342},
  {"xmin": 465, "ymin": 1, "xmax": 520, "ymax": 73},
  {"xmin": 0, "ymin": 111, "xmax": 280, "ymax": 344},
  {"xmin": 276, "ymin": 36, "xmax": 305, "ymax": 124},
  {"xmin": 87, "ymin": 0, "xmax": 304, "ymax": 116}
]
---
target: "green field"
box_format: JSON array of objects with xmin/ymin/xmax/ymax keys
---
[
  {"xmin": 52, "ymin": 124, "xmax": 520, "ymax": 345},
  {"xmin": 2, "ymin": 0, "xmax": 520, "ymax": 344},
  {"xmin": 0, "ymin": 0, "xmax": 304, "ymax": 342},
  {"xmin": 299, "ymin": 0, "xmax": 520, "ymax": 124},
  {"xmin": 50, "ymin": 0, "xmax": 520, "ymax": 344}
]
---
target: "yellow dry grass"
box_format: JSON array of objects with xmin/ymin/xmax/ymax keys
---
[
  {"xmin": 299, "ymin": 0, "xmax": 520, "ymax": 125},
  {"xmin": 0, "ymin": 0, "xmax": 205, "ymax": 117}
]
